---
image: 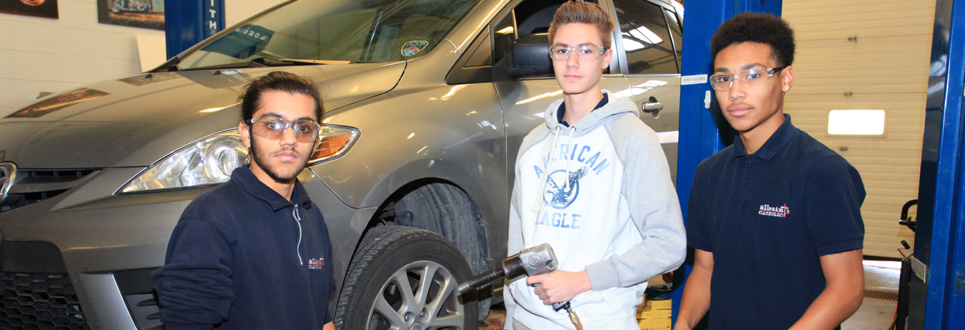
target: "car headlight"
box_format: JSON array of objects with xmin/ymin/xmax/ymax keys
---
[
  {"xmin": 120, "ymin": 129, "xmax": 247, "ymax": 193},
  {"xmin": 120, "ymin": 125, "xmax": 359, "ymax": 193}
]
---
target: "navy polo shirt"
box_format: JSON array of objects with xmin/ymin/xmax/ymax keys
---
[{"xmin": 686, "ymin": 114, "xmax": 865, "ymax": 329}]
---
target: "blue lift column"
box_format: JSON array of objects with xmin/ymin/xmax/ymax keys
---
[
  {"xmin": 164, "ymin": 0, "xmax": 225, "ymax": 59},
  {"xmin": 673, "ymin": 0, "xmax": 782, "ymax": 326},
  {"xmin": 907, "ymin": 0, "xmax": 965, "ymax": 328}
]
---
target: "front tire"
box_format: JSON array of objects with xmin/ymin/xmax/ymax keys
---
[{"xmin": 334, "ymin": 226, "xmax": 477, "ymax": 329}]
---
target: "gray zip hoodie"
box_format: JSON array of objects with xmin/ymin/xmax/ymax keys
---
[{"xmin": 504, "ymin": 93, "xmax": 686, "ymax": 329}]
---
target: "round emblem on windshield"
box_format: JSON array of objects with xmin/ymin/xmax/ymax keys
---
[
  {"xmin": 401, "ymin": 40, "xmax": 429, "ymax": 57},
  {"xmin": 0, "ymin": 162, "xmax": 17, "ymax": 205}
]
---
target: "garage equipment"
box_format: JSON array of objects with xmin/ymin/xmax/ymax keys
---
[
  {"xmin": 893, "ymin": 199, "xmax": 917, "ymax": 330},
  {"xmin": 457, "ymin": 243, "xmax": 583, "ymax": 330}
]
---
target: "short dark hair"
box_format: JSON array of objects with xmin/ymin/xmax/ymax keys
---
[
  {"xmin": 240, "ymin": 71, "xmax": 323, "ymax": 123},
  {"xmin": 548, "ymin": 0, "xmax": 615, "ymax": 49},
  {"xmin": 711, "ymin": 12, "xmax": 795, "ymax": 67}
]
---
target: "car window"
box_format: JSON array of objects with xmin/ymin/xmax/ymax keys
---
[
  {"xmin": 493, "ymin": 10, "xmax": 517, "ymax": 65},
  {"xmin": 465, "ymin": 26, "xmax": 494, "ymax": 67},
  {"xmin": 514, "ymin": 1, "xmax": 561, "ymax": 36},
  {"xmin": 612, "ymin": 0, "xmax": 677, "ymax": 74},
  {"xmin": 446, "ymin": 26, "xmax": 494, "ymax": 84},
  {"xmin": 449, "ymin": 0, "xmax": 566, "ymax": 85},
  {"xmin": 493, "ymin": 0, "xmax": 582, "ymax": 78},
  {"xmin": 178, "ymin": 0, "xmax": 481, "ymax": 69}
]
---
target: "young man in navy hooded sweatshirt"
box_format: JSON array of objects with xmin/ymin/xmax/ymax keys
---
[
  {"xmin": 504, "ymin": 1, "xmax": 686, "ymax": 329},
  {"xmin": 153, "ymin": 71, "xmax": 336, "ymax": 330}
]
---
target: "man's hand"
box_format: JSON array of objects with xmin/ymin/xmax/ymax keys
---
[
  {"xmin": 674, "ymin": 248, "xmax": 713, "ymax": 330},
  {"xmin": 526, "ymin": 269, "xmax": 592, "ymax": 305}
]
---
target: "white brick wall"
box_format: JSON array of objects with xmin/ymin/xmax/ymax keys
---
[{"xmin": 0, "ymin": 0, "xmax": 283, "ymax": 115}]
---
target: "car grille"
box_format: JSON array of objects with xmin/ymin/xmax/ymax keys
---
[
  {"xmin": 0, "ymin": 272, "xmax": 89, "ymax": 330},
  {"xmin": 0, "ymin": 241, "xmax": 90, "ymax": 330},
  {"xmin": 0, "ymin": 169, "xmax": 98, "ymax": 213}
]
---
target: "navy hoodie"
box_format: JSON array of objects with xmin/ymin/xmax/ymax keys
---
[{"xmin": 152, "ymin": 166, "xmax": 335, "ymax": 330}]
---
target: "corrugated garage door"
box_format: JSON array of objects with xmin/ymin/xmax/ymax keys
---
[{"xmin": 782, "ymin": 0, "xmax": 935, "ymax": 258}]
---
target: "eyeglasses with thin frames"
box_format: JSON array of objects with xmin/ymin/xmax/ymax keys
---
[
  {"xmin": 247, "ymin": 115, "xmax": 321, "ymax": 143},
  {"xmin": 548, "ymin": 44, "xmax": 607, "ymax": 61},
  {"xmin": 709, "ymin": 65, "xmax": 787, "ymax": 91}
]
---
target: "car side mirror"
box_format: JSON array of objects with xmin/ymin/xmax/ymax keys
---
[{"xmin": 510, "ymin": 33, "xmax": 552, "ymax": 78}]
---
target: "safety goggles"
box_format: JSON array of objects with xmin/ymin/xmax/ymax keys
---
[
  {"xmin": 247, "ymin": 115, "xmax": 321, "ymax": 143},
  {"xmin": 549, "ymin": 44, "xmax": 608, "ymax": 61},
  {"xmin": 709, "ymin": 65, "xmax": 787, "ymax": 91}
]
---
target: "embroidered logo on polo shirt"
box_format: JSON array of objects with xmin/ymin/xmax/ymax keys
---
[
  {"xmin": 308, "ymin": 257, "xmax": 325, "ymax": 270},
  {"xmin": 758, "ymin": 203, "xmax": 790, "ymax": 218}
]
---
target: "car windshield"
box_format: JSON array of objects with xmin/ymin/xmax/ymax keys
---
[{"xmin": 177, "ymin": 0, "xmax": 481, "ymax": 70}]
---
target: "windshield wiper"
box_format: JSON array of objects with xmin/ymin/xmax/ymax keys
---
[
  {"xmin": 151, "ymin": 56, "xmax": 182, "ymax": 72},
  {"xmin": 249, "ymin": 57, "xmax": 306, "ymax": 66},
  {"xmin": 183, "ymin": 57, "xmax": 353, "ymax": 71},
  {"xmin": 249, "ymin": 57, "xmax": 353, "ymax": 66}
]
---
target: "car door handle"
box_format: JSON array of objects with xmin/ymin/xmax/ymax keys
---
[
  {"xmin": 643, "ymin": 102, "xmax": 663, "ymax": 112},
  {"xmin": 641, "ymin": 96, "xmax": 663, "ymax": 116}
]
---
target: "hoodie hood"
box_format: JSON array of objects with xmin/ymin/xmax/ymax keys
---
[{"xmin": 542, "ymin": 91, "xmax": 639, "ymax": 136}]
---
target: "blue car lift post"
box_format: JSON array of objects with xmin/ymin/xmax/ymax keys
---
[
  {"xmin": 164, "ymin": 0, "xmax": 225, "ymax": 59},
  {"xmin": 675, "ymin": 0, "xmax": 965, "ymax": 329},
  {"xmin": 907, "ymin": 0, "xmax": 965, "ymax": 328}
]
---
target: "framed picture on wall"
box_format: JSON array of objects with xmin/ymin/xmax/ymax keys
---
[
  {"xmin": 0, "ymin": 0, "xmax": 59, "ymax": 19},
  {"xmin": 97, "ymin": 0, "xmax": 164, "ymax": 30}
]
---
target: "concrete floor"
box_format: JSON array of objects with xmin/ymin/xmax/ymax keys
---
[{"xmin": 480, "ymin": 260, "xmax": 901, "ymax": 330}]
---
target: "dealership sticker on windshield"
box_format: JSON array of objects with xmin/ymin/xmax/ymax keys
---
[{"xmin": 401, "ymin": 40, "xmax": 429, "ymax": 56}]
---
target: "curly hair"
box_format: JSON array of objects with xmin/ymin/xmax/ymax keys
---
[
  {"xmin": 711, "ymin": 12, "xmax": 795, "ymax": 67},
  {"xmin": 548, "ymin": 0, "xmax": 615, "ymax": 49},
  {"xmin": 239, "ymin": 71, "xmax": 324, "ymax": 123}
]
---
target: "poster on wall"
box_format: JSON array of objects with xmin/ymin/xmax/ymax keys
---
[
  {"xmin": 97, "ymin": 0, "xmax": 164, "ymax": 30},
  {"xmin": 0, "ymin": 0, "xmax": 59, "ymax": 19}
]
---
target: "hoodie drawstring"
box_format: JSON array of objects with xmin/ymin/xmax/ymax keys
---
[
  {"xmin": 563, "ymin": 126, "xmax": 576, "ymax": 191},
  {"xmin": 533, "ymin": 126, "xmax": 562, "ymax": 212},
  {"xmin": 292, "ymin": 206, "xmax": 304, "ymax": 265}
]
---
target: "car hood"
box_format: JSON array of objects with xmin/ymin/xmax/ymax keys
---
[{"xmin": 0, "ymin": 63, "xmax": 404, "ymax": 169}]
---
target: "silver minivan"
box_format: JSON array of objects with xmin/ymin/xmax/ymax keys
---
[{"xmin": 0, "ymin": 0, "xmax": 682, "ymax": 328}]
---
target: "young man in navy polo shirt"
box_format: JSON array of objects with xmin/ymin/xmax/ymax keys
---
[{"xmin": 675, "ymin": 13, "xmax": 866, "ymax": 330}]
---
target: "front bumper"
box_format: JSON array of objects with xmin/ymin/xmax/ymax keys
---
[{"xmin": 0, "ymin": 167, "xmax": 364, "ymax": 329}]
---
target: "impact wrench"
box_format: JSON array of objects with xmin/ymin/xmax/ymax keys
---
[{"xmin": 456, "ymin": 243, "xmax": 584, "ymax": 330}]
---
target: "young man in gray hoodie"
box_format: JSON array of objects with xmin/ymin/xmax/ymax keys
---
[{"xmin": 504, "ymin": 1, "xmax": 686, "ymax": 329}]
